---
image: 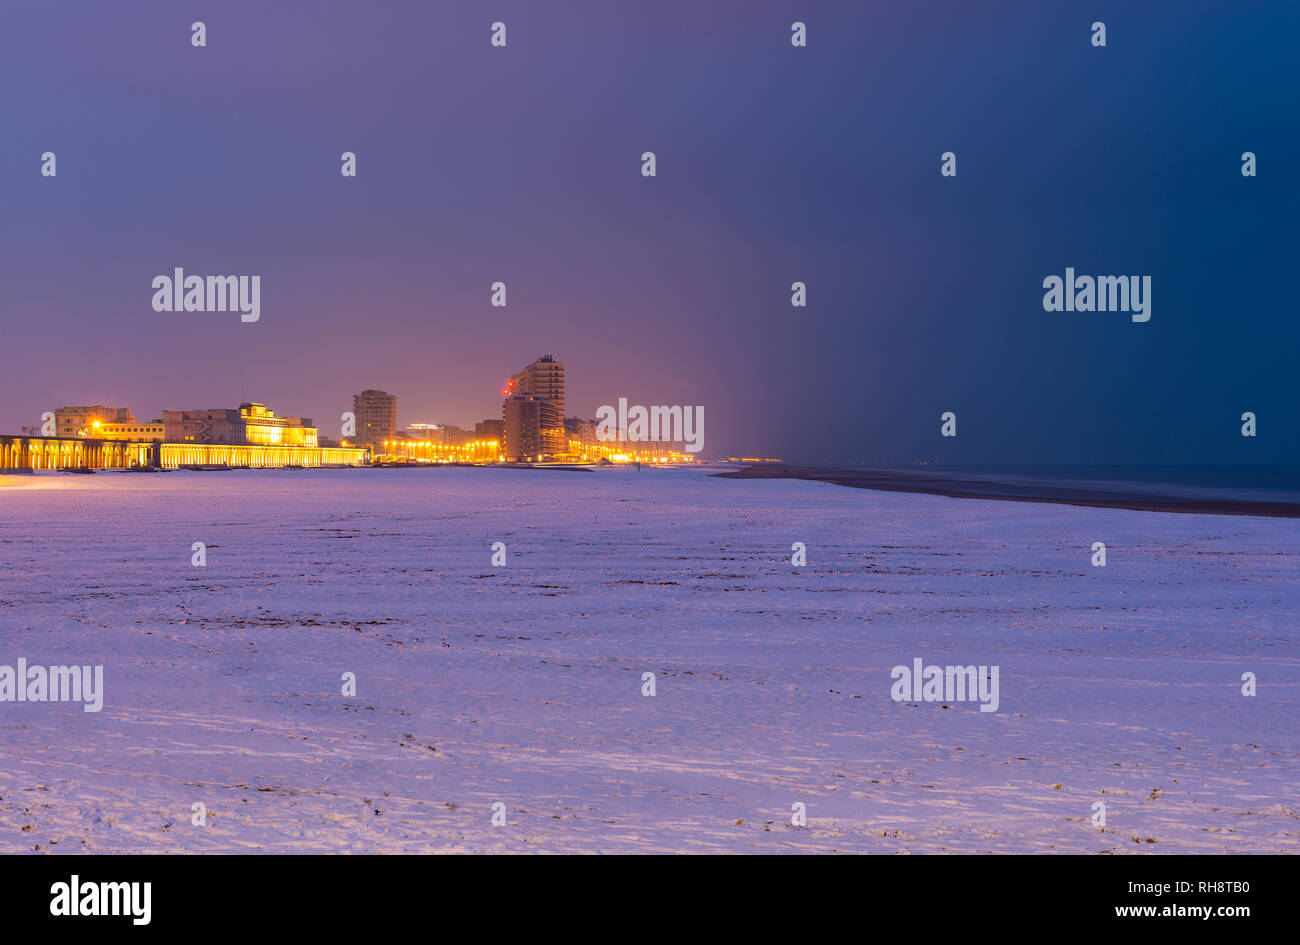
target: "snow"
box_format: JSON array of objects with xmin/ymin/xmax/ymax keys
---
[{"xmin": 0, "ymin": 466, "xmax": 1295, "ymax": 853}]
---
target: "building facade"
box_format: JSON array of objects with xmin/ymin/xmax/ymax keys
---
[
  {"xmin": 0, "ymin": 435, "xmax": 152, "ymax": 470},
  {"xmin": 161, "ymin": 403, "xmax": 318, "ymax": 447},
  {"xmin": 53, "ymin": 406, "xmax": 134, "ymax": 439},
  {"xmin": 403, "ymin": 423, "xmax": 472, "ymax": 446},
  {"xmin": 502, "ymin": 394, "xmax": 548, "ymax": 461},
  {"xmin": 7, "ymin": 401, "xmax": 368, "ymax": 470},
  {"xmin": 154, "ymin": 442, "xmax": 367, "ymax": 468},
  {"xmin": 353, "ymin": 389, "xmax": 397, "ymax": 451},
  {"xmin": 475, "ymin": 418, "xmax": 503, "ymax": 441},
  {"xmin": 509, "ymin": 356, "xmax": 565, "ymax": 417},
  {"xmin": 93, "ymin": 421, "xmax": 164, "ymax": 441},
  {"xmin": 502, "ymin": 356, "xmax": 565, "ymax": 459}
]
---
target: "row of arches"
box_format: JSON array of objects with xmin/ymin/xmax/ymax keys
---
[
  {"xmin": 0, "ymin": 436, "xmax": 369, "ymax": 470},
  {"xmin": 0, "ymin": 436, "xmax": 152, "ymax": 470}
]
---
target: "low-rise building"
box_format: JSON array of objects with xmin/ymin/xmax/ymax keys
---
[
  {"xmin": 162, "ymin": 402, "xmax": 317, "ymax": 447},
  {"xmin": 53, "ymin": 406, "xmax": 134, "ymax": 438}
]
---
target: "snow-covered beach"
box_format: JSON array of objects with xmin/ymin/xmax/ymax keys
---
[{"xmin": 1, "ymin": 466, "xmax": 1295, "ymax": 853}]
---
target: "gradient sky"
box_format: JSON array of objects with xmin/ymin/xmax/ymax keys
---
[{"xmin": 2, "ymin": 1, "xmax": 1296, "ymax": 464}]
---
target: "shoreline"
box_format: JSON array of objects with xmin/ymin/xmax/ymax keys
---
[{"xmin": 713, "ymin": 465, "xmax": 1300, "ymax": 519}]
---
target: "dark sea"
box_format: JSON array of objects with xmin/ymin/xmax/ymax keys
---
[{"xmin": 918, "ymin": 465, "xmax": 1300, "ymax": 502}]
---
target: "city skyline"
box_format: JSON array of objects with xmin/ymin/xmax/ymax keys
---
[
  {"xmin": 6, "ymin": 349, "xmax": 702, "ymax": 468},
  {"xmin": 14, "ymin": 354, "xmax": 700, "ymax": 455}
]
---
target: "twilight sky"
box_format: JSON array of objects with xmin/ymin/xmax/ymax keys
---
[{"xmin": 1, "ymin": 1, "xmax": 1296, "ymax": 464}]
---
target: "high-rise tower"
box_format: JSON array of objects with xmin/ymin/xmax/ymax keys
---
[{"xmin": 501, "ymin": 356, "xmax": 565, "ymax": 459}]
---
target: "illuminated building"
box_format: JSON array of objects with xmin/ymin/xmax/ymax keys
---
[
  {"xmin": 383, "ymin": 436, "xmax": 498, "ymax": 464},
  {"xmin": 154, "ymin": 442, "xmax": 368, "ymax": 468},
  {"xmin": 0, "ymin": 435, "xmax": 152, "ymax": 470},
  {"xmin": 502, "ymin": 356, "xmax": 565, "ymax": 459},
  {"xmin": 7, "ymin": 402, "xmax": 368, "ymax": 470},
  {"xmin": 0, "ymin": 433, "xmax": 368, "ymax": 471},
  {"xmin": 90, "ymin": 420, "xmax": 164, "ymax": 441},
  {"xmin": 403, "ymin": 423, "xmax": 471, "ymax": 446},
  {"xmin": 54, "ymin": 406, "xmax": 134, "ymax": 439},
  {"xmin": 440, "ymin": 425, "xmax": 471, "ymax": 445},
  {"xmin": 556, "ymin": 415, "xmax": 692, "ymax": 464},
  {"xmin": 510, "ymin": 355, "xmax": 565, "ymax": 414},
  {"xmin": 50, "ymin": 405, "xmax": 162, "ymax": 443},
  {"xmin": 150, "ymin": 403, "xmax": 367, "ymax": 467},
  {"xmin": 502, "ymin": 394, "xmax": 550, "ymax": 462},
  {"xmin": 353, "ymin": 389, "xmax": 397, "ymax": 450},
  {"xmin": 564, "ymin": 417, "xmax": 597, "ymax": 449},
  {"xmin": 161, "ymin": 403, "xmax": 318, "ymax": 447}
]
